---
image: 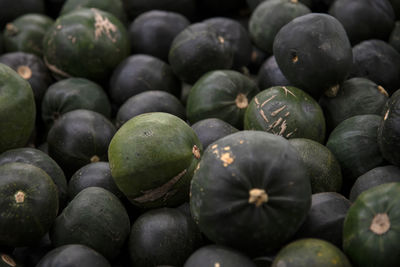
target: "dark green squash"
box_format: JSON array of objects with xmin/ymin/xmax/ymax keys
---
[
  {"xmin": 128, "ymin": 10, "xmax": 190, "ymax": 62},
  {"xmin": 0, "ymin": 147, "xmax": 68, "ymax": 209},
  {"xmin": 319, "ymin": 77, "xmax": 389, "ymax": 132},
  {"xmin": 0, "ymin": 1, "xmax": 45, "ymax": 28},
  {"xmin": 42, "ymin": 8, "xmax": 130, "ymax": 84},
  {"xmin": 108, "ymin": 112, "xmax": 202, "ymax": 208},
  {"xmin": 0, "ymin": 63, "xmax": 36, "ymax": 154},
  {"xmin": 184, "ymin": 245, "xmax": 256, "ymax": 267},
  {"xmin": 249, "ymin": 0, "xmax": 311, "ymax": 54},
  {"xmin": 0, "ymin": 162, "xmax": 58, "ymax": 248},
  {"xmin": 294, "ymin": 192, "xmax": 351, "ymax": 247},
  {"xmin": 41, "ymin": 78, "xmax": 111, "ymax": 129},
  {"xmin": 59, "ymin": 0, "xmax": 128, "ymax": 25},
  {"xmin": 50, "ymin": 187, "xmax": 130, "ymax": 260},
  {"xmin": 203, "ymin": 17, "xmax": 252, "ymax": 70},
  {"xmin": 3, "ymin": 14, "xmax": 53, "ymax": 57},
  {"xmin": 349, "ymin": 165, "xmax": 400, "ymax": 202},
  {"xmin": 288, "ymin": 138, "xmax": 342, "ymax": 193},
  {"xmin": 190, "ymin": 131, "xmax": 311, "ymax": 254},
  {"xmin": 257, "ymin": 56, "xmax": 291, "ymax": 90},
  {"xmin": 36, "ymin": 244, "xmax": 111, "ymax": 267},
  {"xmin": 244, "ymin": 86, "xmax": 326, "ymax": 143},
  {"xmin": 123, "ymin": 0, "xmax": 196, "ymax": 21},
  {"xmin": 343, "ymin": 182, "xmax": 400, "ymax": 267},
  {"xmin": 47, "ymin": 109, "xmax": 116, "ymax": 178},
  {"xmin": 115, "ymin": 90, "xmax": 186, "ymax": 128},
  {"xmin": 350, "ymin": 39, "xmax": 400, "ymax": 95},
  {"xmin": 247, "ymin": 0, "xmax": 312, "ymax": 10},
  {"xmin": 273, "ymin": 13, "xmax": 352, "ymax": 97},
  {"xmin": 186, "ymin": 70, "xmax": 259, "ymax": 129},
  {"xmin": 109, "ymin": 54, "xmax": 181, "ymax": 107},
  {"xmin": 378, "ymin": 89, "xmax": 400, "ymax": 166},
  {"xmin": 0, "ymin": 52, "xmax": 53, "ymax": 105},
  {"xmin": 68, "ymin": 161, "xmax": 123, "ymax": 200},
  {"xmin": 326, "ymin": 114, "xmax": 385, "ymax": 194},
  {"xmin": 328, "ymin": 0, "xmax": 395, "ymax": 45},
  {"xmin": 129, "ymin": 208, "xmax": 203, "ymax": 267},
  {"xmin": 271, "ymin": 238, "xmax": 351, "ymax": 267},
  {"xmin": 191, "ymin": 118, "xmax": 239, "ymax": 150},
  {"xmin": 168, "ymin": 22, "xmax": 234, "ymax": 84}
]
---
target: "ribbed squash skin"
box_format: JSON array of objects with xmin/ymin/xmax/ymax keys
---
[
  {"xmin": 0, "ymin": 162, "xmax": 58, "ymax": 248},
  {"xmin": 183, "ymin": 245, "xmax": 256, "ymax": 267},
  {"xmin": 42, "ymin": 8, "xmax": 130, "ymax": 83},
  {"xmin": 108, "ymin": 112, "xmax": 202, "ymax": 208},
  {"xmin": 190, "ymin": 131, "xmax": 311, "ymax": 255},
  {"xmin": 343, "ymin": 182, "xmax": 400, "ymax": 267},
  {"xmin": 272, "ymin": 238, "xmax": 351, "ymax": 267},
  {"xmin": 186, "ymin": 70, "xmax": 259, "ymax": 129},
  {"xmin": 36, "ymin": 244, "xmax": 111, "ymax": 267},
  {"xmin": 0, "ymin": 63, "xmax": 35, "ymax": 153},
  {"xmin": 244, "ymin": 86, "xmax": 326, "ymax": 143}
]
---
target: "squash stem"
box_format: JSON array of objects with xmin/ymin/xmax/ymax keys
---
[
  {"xmin": 248, "ymin": 188, "xmax": 268, "ymax": 207},
  {"xmin": 370, "ymin": 213, "xmax": 390, "ymax": 235}
]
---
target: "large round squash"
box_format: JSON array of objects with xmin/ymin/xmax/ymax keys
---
[
  {"xmin": 190, "ymin": 131, "xmax": 311, "ymax": 255},
  {"xmin": 108, "ymin": 112, "xmax": 202, "ymax": 208}
]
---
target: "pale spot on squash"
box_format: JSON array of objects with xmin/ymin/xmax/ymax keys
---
[
  {"xmin": 220, "ymin": 152, "xmax": 234, "ymax": 167},
  {"xmin": 14, "ymin": 191, "xmax": 25, "ymax": 204},
  {"xmin": 239, "ymin": 140, "xmax": 244, "ymax": 144},
  {"xmin": 1, "ymin": 254, "xmax": 16, "ymax": 267},
  {"xmin": 5, "ymin": 23, "xmax": 18, "ymax": 36},
  {"xmin": 377, "ymin": 85, "xmax": 389, "ymax": 97},
  {"xmin": 91, "ymin": 155, "xmax": 100, "ymax": 162},
  {"xmin": 214, "ymin": 263, "xmax": 220, "ymax": 267},
  {"xmin": 218, "ymin": 36, "xmax": 225, "ymax": 44},
  {"xmin": 235, "ymin": 93, "xmax": 248, "ymax": 109},
  {"xmin": 370, "ymin": 213, "xmax": 390, "ymax": 235},
  {"xmin": 291, "ymin": 0, "xmax": 298, "ymax": 3},
  {"xmin": 384, "ymin": 109, "xmax": 389, "ymax": 121},
  {"xmin": 17, "ymin": 65, "xmax": 32, "ymax": 80},
  {"xmin": 192, "ymin": 145, "xmax": 201, "ymax": 159},
  {"xmin": 93, "ymin": 9, "xmax": 117, "ymax": 43},
  {"xmin": 56, "ymin": 24, "xmax": 62, "ymax": 30},
  {"xmin": 324, "ymin": 84, "xmax": 340, "ymax": 97},
  {"xmin": 211, "ymin": 144, "xmax": 218, "ymax": 149},
  {"xmin": 223, "ymin": 146, "xmax": 230, "ymax": 151}
]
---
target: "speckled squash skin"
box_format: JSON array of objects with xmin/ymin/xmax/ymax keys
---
[
  {"xmin": 343, "ymin": 183, "xmax": 400, "ymax": 267},
  {"xmin": 108, "ymin": 112, "xmax": 202, "ymax": 208},
  {"xmin": 186, "ymin": 70, "xmax": 259, "ymax": 129},
  {"xmin": 0, "ymin": 162, "xmax": 58, "ymax": 248},
  {"xmin": 50, "ymin": 187, "xmax": 130, "ymax": 260},
  {"xmin": 42, "ymin": 8, "xmax": 130, "ymax": 83},
  {"xmin": 190, "ymin": 131, "xmax": 311, "ymax": 255},
  {"xmin": 272, "ymin": 238, "xmax": 352, "ymax": 267},
  {"xmin": 36, "ymin": 244, "xmax": 111, "ymax": 267},
  {"xmin": 244, "ymin": 86, "xmax": 326, "ymax": 143},
  {"xmin": 0, "ymin": 63, "xmax": 35, "ymax": 154}
]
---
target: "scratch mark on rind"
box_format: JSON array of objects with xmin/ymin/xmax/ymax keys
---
[
  {"xmin": 271, "ymin": 105, "xmax": 287, "ymax": 116},
  {"xmin": 260, "ymin": 110, "xmax": 269, "ymax": 122},
  {"xmin": 261, "ymin": 95, "xmax": 277, "ymax": 107}
]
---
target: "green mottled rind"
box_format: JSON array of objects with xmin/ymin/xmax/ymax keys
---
[
  {"xmin": 168, "ymin": 22, "xmax": 233, "ymax": 84},
  {"xmin": 60, "ymin": 0, "xmax": 128, "ymax": 25},
  {"xmin": 108, "ymin": 112, "xmax": 202, "ymax": 208},
  {"xmin": 319, "ymin": 77, "xmax": 388, "ymax": 131},
  {"xmin": 0, "ymin": 63, "xmax": 35, "ymax": 154},
  {"xmin": 36, "ymin": 244, "xmax": 111, "ymax": 267},
  {"xmin": 3, "ymin": 14, "xmax": 54, "ymax": 57},
  {"xmin": 183, "ymin": 245, "xmax": 256, "ymax": 267},
  {"xmin": 272, "ymin": 238, "xmax": 352, "ymax": 267},
  {"xmin": 249, "ymin": 0, "xmax": 310, "ymax": 54},
  {"xmin": 289, "ymin": 138, "xmax": 342, "ymax": 193},
  {"xmin": 190, "ymin": 131, "xmax": 311, "ymax": 254},
  {"xmin": 343, "ymin": 182, "xmax": 400, "ymax": 267},
  {"xmin": 129, "ymin": 208, "xmax": 203, "ymax": 267},
  {"xmin": 0, "ymin": 147, "xmax": 68, "ymax": 209},
  {"xmin": 47, "ymin": 109, "xmax": 116, "ymax": 177},
  {"xmin": 326, "ymin": 114, "xmax": 385, "ymax": 184},
  {"xmin": 43, "ymin": 8, "xmax": 130, "ymax": 83},
  {"xmin": 244, "ymin": 86, "xmax": 326, "ymax": 143},
  {"xmin": 186, "ymin": 70, "xmax": 259, "ymax": 129},
  {"xmin": 50, "ymin": 187, "xmax": 130, "ymax": 260},
  {"xmin": 0, "ymin": 162, "xmax": 58, "ymax": 247},
  {"xmin": 41, "ymin": 78, "xmax": 111, "ymax": 128},
  {"xmin": 378, "ymin": 90, "xmax": 400, "ymax": 166}
]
